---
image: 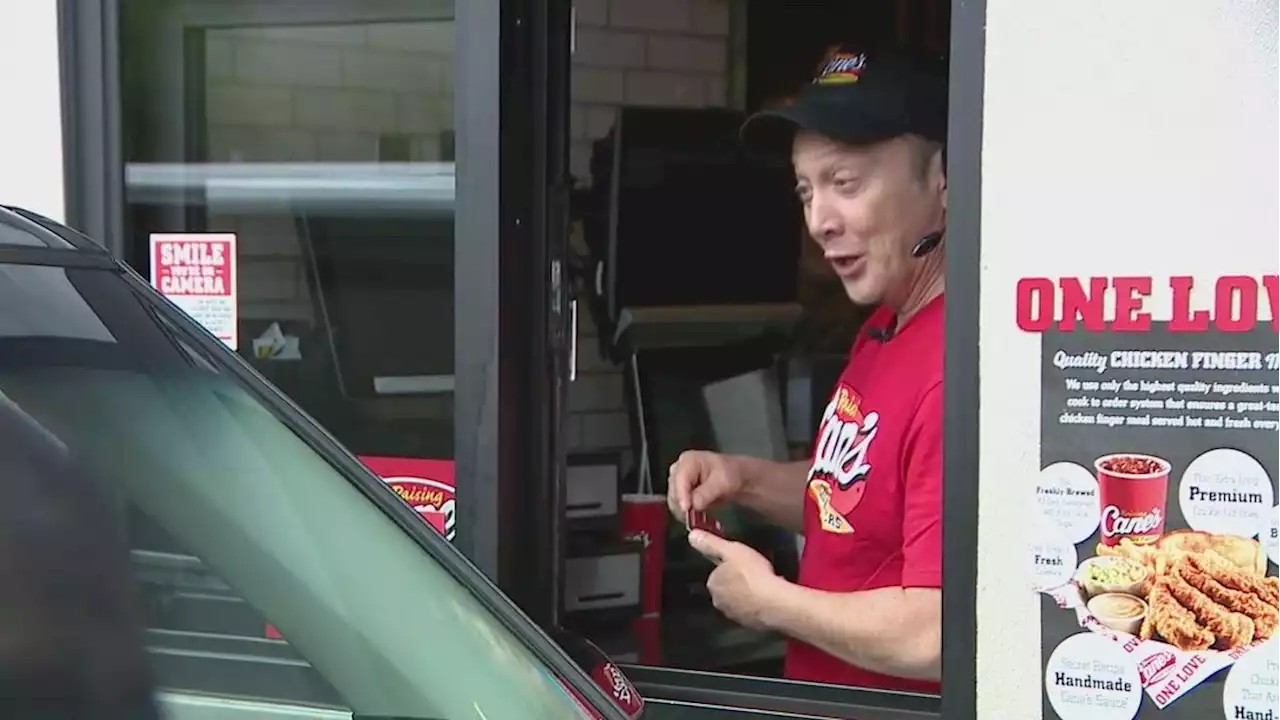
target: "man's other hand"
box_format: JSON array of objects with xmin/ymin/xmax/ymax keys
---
[{"xmin": 688, "ymin": 530, "xmax": 782, "ymax": 631}]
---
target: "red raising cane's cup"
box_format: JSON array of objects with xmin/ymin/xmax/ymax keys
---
[
  {"xmin": 620, "ymin": 494, "xmax": 668, "ymax": 617},
  {"xmin": 1094, "ymin": 453, "xmax": 1171, "ymax": 547}
]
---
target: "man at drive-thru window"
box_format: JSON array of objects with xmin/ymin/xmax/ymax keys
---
[{"xmin": 667, "ymin": 44, "xmax": 948, "ymax": 693}]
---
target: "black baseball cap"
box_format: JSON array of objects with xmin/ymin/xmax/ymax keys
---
[{"xmin": 740, "ymin": 44, "xmax": 948, "ymax": 156}]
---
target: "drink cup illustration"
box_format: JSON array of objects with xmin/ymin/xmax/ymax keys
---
[{"xmin": 1094, "ymin": 453, "xmax": 1170, "ymax": 547}]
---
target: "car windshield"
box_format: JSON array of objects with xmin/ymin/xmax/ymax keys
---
[{"xmin": 0, "ymin": 259, "xmax": 597, "ymax": 720}]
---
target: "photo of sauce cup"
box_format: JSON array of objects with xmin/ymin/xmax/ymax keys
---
[
  {"xmin": 1095, "ymin": 453, "xmax": 1170, "ymax": 547},
  {"xmin": 1087, "ymin": 592, "xmax": 1148, "ymax": 636}
]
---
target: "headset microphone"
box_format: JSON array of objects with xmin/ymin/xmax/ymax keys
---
[{"xmin": 911, "ymin": 232, "xmax": 944, "ymax": 258}]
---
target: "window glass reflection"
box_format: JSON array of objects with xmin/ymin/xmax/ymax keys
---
[
  {"xmin": 117, "ymin": 0, "xmax": 460, "ymax": 704},
  {"xmin": 120, "ymin": 7, "xmax": 456, "ymax": 460}
]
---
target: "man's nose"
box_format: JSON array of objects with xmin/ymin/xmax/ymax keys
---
[{"xmin": 806, "ymin": 194, "xmax": 842, "ymax": 244}]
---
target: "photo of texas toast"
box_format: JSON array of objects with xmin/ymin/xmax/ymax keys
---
[
  {"xmin": 1097, "ymin": 531, "xmax": 1269, "ymax": 587},
  {"xmin": 1157, "ymin": 530, "xmax": 1268, "ymax": 576}
]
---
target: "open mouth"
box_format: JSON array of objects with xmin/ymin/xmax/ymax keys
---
[{"xmin": 827, "ymin": 254, "xmax": 864, "ymax": 278}]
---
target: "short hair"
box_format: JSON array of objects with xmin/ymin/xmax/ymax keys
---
[{"xmin": 909, "ymin": 135, "xmax": 946, "ymax": 183}]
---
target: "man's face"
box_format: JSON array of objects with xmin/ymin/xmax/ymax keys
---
[{"xmin": 792, "ymin": 132, "xmax": 947, "ymax": 307}]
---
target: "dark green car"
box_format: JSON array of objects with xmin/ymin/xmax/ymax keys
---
[{"xmin": 0, "ymin": 205, "xmax": 939, "ymax": 719}]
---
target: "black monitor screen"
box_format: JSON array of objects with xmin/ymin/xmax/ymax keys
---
[{"xmin": 607, "ymin": 107, "xmax": 801, "ymax": 316}]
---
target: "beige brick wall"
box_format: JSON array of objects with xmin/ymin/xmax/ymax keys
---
[
  {"xmin": 204, "ymin": 23, "xmax": 453, "ymax": 163},
  {"xmin": 201, "ymin": 21, "xmax": 454, "ymax": 323},
  {"xmin": 567, "ymin": 0, "xmax": 734, "ymax": 453}
]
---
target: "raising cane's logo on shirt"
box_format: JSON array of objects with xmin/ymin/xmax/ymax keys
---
[{"xmin": 808, "ymin": 383, "xmax": 880, "ymax": 534}]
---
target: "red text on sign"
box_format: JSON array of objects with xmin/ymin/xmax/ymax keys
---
[
  {"xmin": 1015, "ymin": 275, "xmax": 1279, "ymax": 333},
  {"xmin": 160, "ymin": 242, "xmax": 226, "ymax": 267},
  {"xmin": 155, "ymin": 240, "xmax": 232, "ymax": 296}
]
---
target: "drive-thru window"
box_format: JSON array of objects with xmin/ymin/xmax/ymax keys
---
[
  {"xmin": 4, "ymin": 0, "xmax": 1274, "ymax": 717},
  {"xmin": 57, "ymin": 2, "xmax": 962, "ymax": 712}
]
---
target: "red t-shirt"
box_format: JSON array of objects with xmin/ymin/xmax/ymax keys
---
[{"xmin": 783, "ymin": 294, "xmax": 944, "ymax": 694}]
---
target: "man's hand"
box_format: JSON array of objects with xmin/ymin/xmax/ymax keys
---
[
  {"xmin": 690, "ymin": 533, "xmax": 941, "ymax": 681},
  {"xmin": 688, "ymin": 530, "xmax": 782, "ymax": 631},
  {"xmin": 666, "ymin": 451, "xmax": 744, "ymax": 518}
]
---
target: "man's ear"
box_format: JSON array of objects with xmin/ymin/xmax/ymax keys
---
[
  {"xmin": 933, "ymin": 150, "xmax": 948, "ymax": 211},
  {"xmin": 933, "ymin": 149, "xmax": 947, "ymax": 188}
]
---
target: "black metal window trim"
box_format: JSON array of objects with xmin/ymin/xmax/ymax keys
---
[
  {"xmin": 939, "ymin": 0, "xmax": 985, "ymax": 717},
  {"xmin": 58, "ymin": 0, "xmax": 126, "ymax": 256},
  {"xmin": 456, "ymin": 0, "xmax": 572, "ymax": 630},
  {"xmin": 452, "ymin": 0, "xmax": 545, "ymax": 596},
  {"xmin": 493, "ymin": 0, "xmax": 575, "ymax": 627},
  {"xmin": 451, "ymin": 0, "xmax": 504, "ymax": 581}
]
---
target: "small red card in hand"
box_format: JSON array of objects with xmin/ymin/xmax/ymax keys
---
[{"xmin": 685, "ymin": 509, "xmax": 723, "ymax": 536}]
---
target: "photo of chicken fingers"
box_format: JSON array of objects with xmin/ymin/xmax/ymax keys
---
[
  {"xmin": 1177, "ymin": 557, "xmax": 1278, "ymax": 641},
  {"xmin": 1166, "ymin": 563, "xmax": 1256, "ymax": 649},
  {"xmin": 1146, "ymin": 578, "xmax": 1215, "ymax": 651},
  {"xmin": 1186, "ymin": 551, "xmax": 1279, "ymax": 607}
]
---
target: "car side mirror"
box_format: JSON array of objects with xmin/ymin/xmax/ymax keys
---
[{"xmin": 546, "ymin": 626, "xmax": 644, "ymax": 718}]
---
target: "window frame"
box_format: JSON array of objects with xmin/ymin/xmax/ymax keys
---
[{"xmin": 937, "ymin": 0, "xmax": 985, "ymax": 716}]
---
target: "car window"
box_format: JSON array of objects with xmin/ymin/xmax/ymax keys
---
[
  {"xmin": 0, "ymin": 207, "xmax": 77, "ymax": 249},
  {"xmin": 3, "ymin": 206, "xmax": 104, "ymax": 251},
  {"xmin": 0, "ymin": 261, "xmax": 593, "ymax": 720}
]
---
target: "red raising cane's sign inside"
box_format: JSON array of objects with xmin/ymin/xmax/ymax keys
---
[
  {"xmin": 359, "ymin": 456, "xmax": 456, "ymax": 541},
  {"xmin": 1015, "ymin": 274, "xmax": 1278, "ymax": 333}
]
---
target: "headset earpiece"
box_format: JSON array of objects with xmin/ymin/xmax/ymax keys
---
[{"xmin": 911, "ymin": 232, "xmax": 944, "ymax": 258}]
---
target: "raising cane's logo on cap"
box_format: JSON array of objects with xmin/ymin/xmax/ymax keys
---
[{"xmin": 815, "ymin": 49, "xmax": 868, "ymax": 85}]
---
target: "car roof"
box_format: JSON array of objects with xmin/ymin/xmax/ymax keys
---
[{"xmin": 0, "ymin": 206, "xmax": 109, "ymax": 254}]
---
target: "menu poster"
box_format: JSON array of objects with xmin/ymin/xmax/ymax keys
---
[
  {"xmin": 1023, "ymin": 275, "xmax": 1279, "ymax": 720},
  {"xmin": 359, "ymin": 456, "xmax": 457, "ymax": 542},
  {"xmin": 149, "ymin": 233, "xmax": 238, "ymax": 350}
]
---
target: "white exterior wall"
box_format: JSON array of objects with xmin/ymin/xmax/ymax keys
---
[
  {"xmin": 0, "ymin": 4, "xmax": 65, "ymax": 222},
  {"xmin": 976, "ymin": 1, "xmax": 1278, "ymax": 717}
]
